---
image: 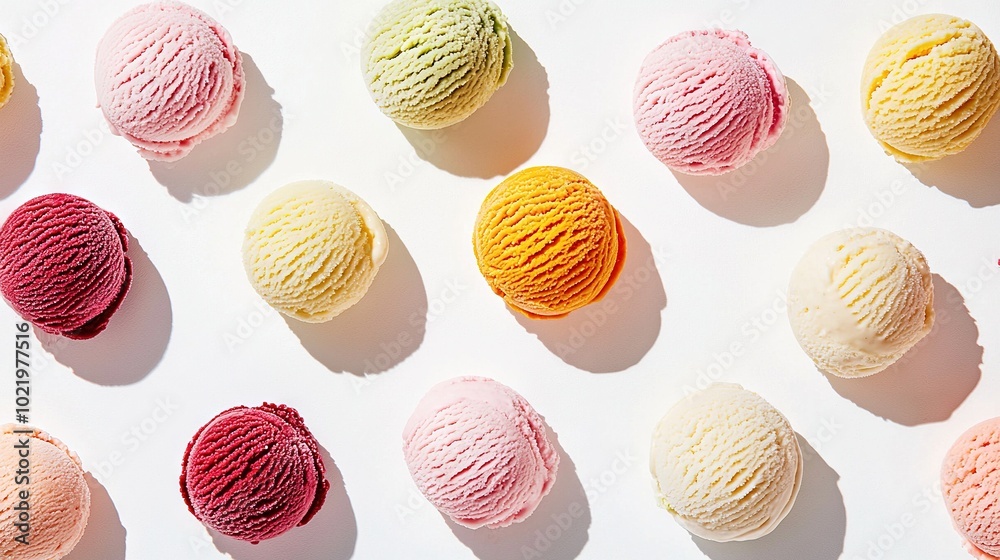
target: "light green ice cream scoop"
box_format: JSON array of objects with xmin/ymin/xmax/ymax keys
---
[{"xmin": 362, "ymin": 0, "xmax": 513, "ymax": 129}]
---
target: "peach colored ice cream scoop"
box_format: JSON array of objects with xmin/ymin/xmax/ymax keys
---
[
  {"xmin": 473, "ymin": 166, "xmax": 626, "ymax": 318},
  {"xmin": 95, "ymin": 1, "xmax": 245, "ymax": 162},
  {"xmin": 942, "ymin": 417, "xmax": 1000, "ymax": 559}
]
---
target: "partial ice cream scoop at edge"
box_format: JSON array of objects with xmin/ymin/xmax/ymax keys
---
[
  {"xmin": 0, "ymin": 33, "xmax": 14, "ymax": 110},
  {"xmin": 650, "ymin": 383, "xmax": 803, "ymax": 542},
  {"xmin": 403, "ymin": 376, "xmax": 559, "ymax": 529},
  {"xmin": 95, "ymin": 1, "xmax": 245, "ymax": 161},
  {"xmin": 942, "ymin": 417, "xmax": 1000, "ymax": 559}
]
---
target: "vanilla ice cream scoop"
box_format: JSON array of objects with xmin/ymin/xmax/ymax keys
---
[
  {"xmin": 650, "ymin": 383, "xmax": 802, "ymax": 542},
  {"xmin": 788, "ymin": 228, "xmax": 934, "ymax": 378}
]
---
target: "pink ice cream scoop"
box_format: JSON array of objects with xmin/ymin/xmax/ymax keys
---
[
  {"xmin": 95, "ymin": 1, "xmax": 245, "ymax": 162},
  {"xmin": 633, "ymin": 29, "xmax": 788, "ymax": 176},
  {"xmin": 403, "ymin": 377, "xmax": 559, "ymax": 529},
  {"xmin": 942, "ymin": 417, "xmax": 1000, "ymax": 559}
]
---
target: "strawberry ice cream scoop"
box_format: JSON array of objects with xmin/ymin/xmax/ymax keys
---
[
  {"xmin": 180, "ymin": 403, "xmax": 329, "ymax": 543},
  {"xmin": 0, "ymin": 193, "xmax": 132, "ymax": 340},
  {"xmin": 633, "ymin": 29, "xmax": 788, "ymax": 176},
  {"xmin": 403, "ymin": 377, "xmax": 559, "ymax": 529},
  {"xmin": 95, "ymin": 1, "xmax": 245, "ymax": 162},
  {"xmin": 942, "ymin": 417, "xmax": 1000, "ymax": 559}
]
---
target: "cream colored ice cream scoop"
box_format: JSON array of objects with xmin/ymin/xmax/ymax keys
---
[
  {"xmin": 242, "ymin": 181, "xmax": 388, "ymax": 323},
  {"xmin": 788, "ymin": 228, "xmax": 934, "ymax": 378},
  {"xmin": 650, "ymin": 383, "xmax": 802, "ymax": 542}
]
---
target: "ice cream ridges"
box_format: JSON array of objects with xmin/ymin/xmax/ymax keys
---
[
  {"xmin": 95, "ymin": 1, "xmax": 245, "ymax": 162},
  {"xmin": 362, "ymin": 0, "xmax": 512, "ymax": 129},
  {"xmin": 0, "ymin": 193, "xmax": 132, "ymax": 340},
  {"xmin": 788, "ymin": 227, "xmax": 934, "ymax": 378},
  {"xmin": 0, "ymin": 33, "xmax": 14, "ymax": 110},
  {"xmin": 473, "ymin": 166, "xmax": 626, "ymax": 318},
  {"xmin": 650, "ymin": 383, "xmax": 802, "ymax": 542},
  {"xmin": 633, "ymin": 29, "xmax": 788, "ymax": 175},
  {"xmin": 942, "ymin": 417, "xmax": 1000, "ymax": 559},
  {"xmin": 0, "ymin": 425, "xmax": 91, "ymax": 560},
  {"xmin": 180, "ymin": 403, "xmax": 330, "ymax": 543},
  {"xmin": 403, "ymin": 376, "xmax": 559, "ymax": 529},
  {"xmin": 242, "ymin": 180, "xmax": 388, "ymax": 323},
  {"xmin": 862, "ymin": 14, "xmax": 1000, "ymax": 162}
]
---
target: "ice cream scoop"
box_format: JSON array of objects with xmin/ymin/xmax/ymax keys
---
[
  {"xmin": 0, "ymin": 424, "xmax": 90, "ymax": 560},
  {"xmin": 0, "ymin": 33, "xmax": 14, "ymax": 110},
  {"xmin": 95, "ymin": 1, "xmax": 245, "ymax": 162},
  {"xmin": 788, "ymin": 228, "xmax": 934, "ymax": 378},
  {"xmin": 633, "ymin": 29, "xmax": 788, "ymax": 175},
  {"xmin": 650, "ymin": 383, "xmax": 802, "ymax": 542},
  {"xmin": 0, "ymin": 193, "xmax": 132, "ymax": 340},
  {"xmin": 242, "ymin": 180, "xmax": 388, "ymax": 322},
  {"xmin": 403, "ymin": 376, "xmax": 559, "ymax": 529},
  {"xmin": 862, "ymin": 14, "xmax": 1000, "ymax": 162},
  {"xmin": 180, "ymin": 403, "xmax": 329, "ymax": 543},
  {"xmin": 362, "ymin": 0, "xmax": 512, "ymax": 129},
  {"xmin": 473, "ymin": 166, "xmax": 626, "ymax": 318},
  {"xmin": 942, "ymin": 417, "xmax": 1000, "ymax": 559}
]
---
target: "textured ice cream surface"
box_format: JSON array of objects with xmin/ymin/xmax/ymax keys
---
[
  {"xmin": 862, "ymin": 14, "xmax": 1000, "ymax": 162},
  {"xmin": 788, "ymin": 228, "xmax": 934, "ymax": 378},
  {"xmin": 633, "ymin": 29, "xmax": 788, "ymax": 176},
  {"xmin": 0, "ymin": 424, "xmax": 90, "ymax": 560},
  {"xmin": 473, "ymin": 166, "xmax": 626, "ymax": 318},
  {"xmin": 180, "ymin": 403, "xmax": 330, "ymax": 543},
  {"xmin": 0, "ymin": 33, "xmax": 13, "ymax": 109},
  {"xmin": 943, "ymin": 417, "xmax": 1000, "ymax": 559},
  {"xmin": 243, "ymin": 180, "xmax": 388, "ymax": 323},
  {"xmin": 362, "ymin": 0, "xmax": 512, "ymax": 129},
  {"xmin": 0, "ymin": 193, "xmax": 132, "ymax": 340},
  {"xmin": 95, "ymin": 1, "xmax": 245, "ymax": 161},
  {"xmin": 403, "ymin": 376, "xmax": 559, "ymax": 529},
  {"xmin": 650, "ymin": 383, "xmax": 802, "ymax": 542}
]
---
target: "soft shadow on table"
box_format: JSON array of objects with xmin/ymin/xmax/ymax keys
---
[
  {"xmin": 448, "ymin": 428, "xmax": 589, "ymax": 560},
  {"xmin": 514, "ymin": 215, "xmax": 666, "ymax": 373},
  {"xmin": 211, "ymin": 445, "xmax": 357, "ymax": 560},
  {"xmin": 0, "ymin": 62, "xmax": 42, "ymax": 198},
  {"xmin": 398, "ymin": 28, "xmax": 549, "ymax": 179},
  {"xmin": 905, "ymin": 115, "xmax": 1000, "ymax": 207},
  {"xmin": 285, "ymin": 223, "xmax": 427, "ymax": 375},
  {"xmin": 825, "ymin": 275, "xmax": 981, "ymax": 426},
  {"xmin": 64, "ymin": 474, "xmax": 127, "ymax": 560},
  {"xmin": 149, "ymin": 53, "xmax": 282, "ymax": 201},
  {"xmin": 695, "ymin": 437, "xmax": 845, "ymax": 560},
  {"xmin": 673, "ymin": 79, "xmax": 828, "ymax": 227},
  {"xmin": 38, "ymin": 235, "xmax": 172, "ymax": 385}
]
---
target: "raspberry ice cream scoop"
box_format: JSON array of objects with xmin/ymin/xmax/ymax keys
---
[
  {"xmin": 403, "ymin": 377, "xmax": 559, "ymax": 529},
  {"xmin": 95, "ymin": 1, "xmax": 245, "ymax": 162},
  {"xmin": 180, "ymin": 403, "xmax": 330, "ymax": 543},
  {"xmin": 942, "ymin": 417, "xmax": 1000, "ymax": 559},
  {"xmin": 0, "ymin": 193, "xmax": 132, "ymax": 340}
]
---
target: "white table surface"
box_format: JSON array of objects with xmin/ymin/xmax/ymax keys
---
[{"xmin": 2, "ymin": 0, "xmax": 998, "ymax": 558}]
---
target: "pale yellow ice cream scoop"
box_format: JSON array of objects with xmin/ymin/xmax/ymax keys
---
[
  {"xmin": 650, "ymin": 383, "xmax": 803, "ymax": 542},
  {"xmin": 861, "ymin": 14, "xmax": 1000, "ymax": 162},
  {"xmin": 788, "ymin": 228, "xmax": 934, "ymax": 378},
  {"xmin": 242, "ymin": 181, "xmax": 388, "ymax": 323},
  {"xmin": 362, "ymin": 0, "xmax": 512, "ymax": 129},
  {"xmin": 0, "ymin": 33, "xmax": 14, "ymax": 109}
]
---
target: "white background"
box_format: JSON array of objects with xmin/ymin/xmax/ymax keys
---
[{"xmin": 1, "ymin": 0, "xmax": 998, "ymax": 558}]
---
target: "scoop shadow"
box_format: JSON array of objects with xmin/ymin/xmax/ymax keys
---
[
  {"xmin": 672, "ymin": 78, "xmax": 828, "ymax": 227},
  {"xmin": 513, "ymin": 214, "xmax": 666, "ymax": 373},
  {"xmin": 694, "ymin": 436, "xmax": 845, "ymax": 560},
  {"xmin": 825, "ymin": 274, "xmax": 981, "ymax": 426},
  {"xmin": 0, "ymin": 62, "xmax": 42, "ymax": 198},
  {"xmin": 397, "ymin": 28, "xmax": 549, "ymax": 179},
  {"xmin": 64, "ymin": 474, "xmax": 127, "ymax": 560},
  {"xmin": 905, "ymin": 114, "xmax": 1000, "ymax": 207},
  {"xmin": 37, "ymin": 235, "xmax": 172, "ymax": 386},
  {"xmin": 210, "ymin": 444, "xmax": 357, "ymax": 560},
  {"xmin": 148, "ymin": 52, "xmax": 282, "ymax": 201},
  {"xmin": 284, "ymin": 223, "xmax": 427, "ymax": 375},
  {"xmin": 447, "ymin": 426, "xmax": 590, "ymax": 560}
]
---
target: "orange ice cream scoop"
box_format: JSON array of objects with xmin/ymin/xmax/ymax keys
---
[{"xmin": 473, "ymin": 166, "xmax": 626, "ymax": 318}]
